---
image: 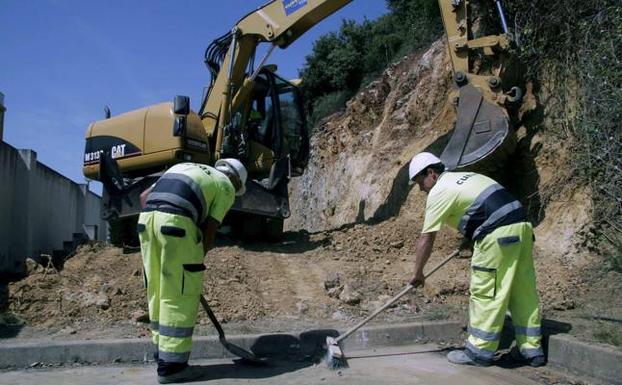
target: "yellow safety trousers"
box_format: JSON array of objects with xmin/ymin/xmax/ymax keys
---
[
  {"xmin": 138, "ymin": 211, "xmax": 205, "ymax": 364},
  {"xmin": 466, "ymin": 222, "xmax": 543, "ymax": 361}
]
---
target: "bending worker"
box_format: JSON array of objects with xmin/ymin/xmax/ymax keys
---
[
  {"xmin": 137, "ymin": 159, "xmax": 247, "ymax": 384},
  {"xmin": 408, "ymin": 152, "xmax": 545, "ymax": 367}
]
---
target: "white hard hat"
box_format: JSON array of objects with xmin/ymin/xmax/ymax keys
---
[
  {"xmin": 215, "ymin": 158, "xmax": 247, "ymax": 196},
  {"xmin": 409, "ymin": 152, "xmax": 442, "ymax": 181}
]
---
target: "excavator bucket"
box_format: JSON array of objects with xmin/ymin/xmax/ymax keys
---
[{"xmin": 441, "ymin": 85, "xmax": 516, "ymax": 172}]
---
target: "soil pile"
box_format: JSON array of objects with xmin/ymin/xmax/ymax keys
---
[{"xmin": 6, "ymin": 244, "xmax": 148, "ymax": 339}]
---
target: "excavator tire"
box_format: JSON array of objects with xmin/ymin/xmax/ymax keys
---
[
  {"xmin": 263, "ymin": 217, "xmax": 284, "ymax": 241},
  {"xmin": 231, "ymin": 213, "xmax": 284, "ymax": 242},
  {"xmin": 108, "ymin": 215, "xmax": 140, "ymax": 248}
]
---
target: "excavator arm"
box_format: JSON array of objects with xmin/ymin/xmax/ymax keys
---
[
  {"xmin": 199, "ymin": 0, "xmax": 519, "ymax": 169},
  {"xmin": 437, "ymin": 0, "xmax": 520, "ymax": 171},
  {"xmin": 199, "ymin": 0, "xmax": 353, "ymax": 159}
]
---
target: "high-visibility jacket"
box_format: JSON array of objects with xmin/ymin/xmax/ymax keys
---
[
  {"xmin": 144, "ymin": 162, "xmax": 235, "ymax": 226},
  {"xmin": 422, "ymin": 172, "xmax": 526, "ymax": 240},
  {"xmin": 422, "ymin": 172, "xmax": 543, "ymax": 362},
  {"xmin": 138, "ymin": 162, "xmax": 235, "ymax": 366}
]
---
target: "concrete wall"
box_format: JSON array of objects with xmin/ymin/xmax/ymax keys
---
[{"xmin": 0, "ymin": 142, "xmax": 107, "ymax": 280}]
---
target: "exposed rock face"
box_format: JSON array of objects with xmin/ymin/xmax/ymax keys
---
[{"xmin": 288, "ymin": 41, "xmax": 454, "ymax": 232}]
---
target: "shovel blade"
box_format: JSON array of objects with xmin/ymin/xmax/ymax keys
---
[{"xmin": 221, "ymin": 339, "xmax": 264, "ymax": 363}]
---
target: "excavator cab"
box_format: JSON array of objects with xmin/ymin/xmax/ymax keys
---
[
  {"xmin": 242, "ymin": 71, "xmax": 308, "ymax": 178},
  {"xmin": 217, "ymin": 68, "xmax": 309, "ymax": 230},
  {"xmin": 276, "ymin": 76, "xmax": 309, "ymax": 177}
]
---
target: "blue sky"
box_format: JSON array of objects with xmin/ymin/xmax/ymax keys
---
[{"xmin": 0, "ymin": 0, "xmax": 388, "ymax": 194}]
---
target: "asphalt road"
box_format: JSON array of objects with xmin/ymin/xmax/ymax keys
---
[{"xmin": 0, "ymin": 344, "xmax": 542, "ymax": 385}]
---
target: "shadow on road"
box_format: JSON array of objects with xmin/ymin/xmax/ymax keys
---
[
  {"xmin": 188, "ymin": 359, "xmax": 313, "ymax": 382},
  {"xmin": 188, "ymin": 329, "xmax": 342, "ymax": 382},
  {"xmin": 249, "ymin": 329, "xmax": 340, "ymax": 362}
]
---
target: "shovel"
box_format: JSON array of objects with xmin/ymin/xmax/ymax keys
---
[{"xmin": 199, "ymin": 294, "xmax": 264, "ymax": 363}]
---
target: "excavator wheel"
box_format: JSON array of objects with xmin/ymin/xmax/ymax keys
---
[
  {"xmin": 108, "ymin": 215, "xmax": 140, "ymax": 248},
  {"xmin": 263, "ymin": 217, "xmax": 284, "ymax": 241},
  {"xmin": 231, "ymin": 213, "xmax": 284, "ymax": 242}
]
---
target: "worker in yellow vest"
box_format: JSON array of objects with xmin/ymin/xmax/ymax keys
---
[
  {"xmin": 408, "ymin": 152, "xmax": 545, "ymax": 367},
  {"xmin": 137, "ymin": 159, "xmax": 247, "ymax": 384}
]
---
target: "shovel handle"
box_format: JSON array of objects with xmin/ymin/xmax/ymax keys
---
[
  {"xmin": 200, "ymin": 295, "xmax": 227, "ymax": 342},
  {"xmin": 334, "ymin": 249, "xmax": 459, "ymax": 344}
]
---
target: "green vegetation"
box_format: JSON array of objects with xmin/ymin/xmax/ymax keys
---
[
  {"xmin": 593, "ymin": 321, "xmax": 622, "ymax": 348},
  {"xmin": 425, "ymin": 306, "xmax": 451, "ymax": 321},
  {"xmin": 299, "ymin": 0, "xmax": 441, "ymax": 128},
  {"xmin": 504, "ymin": 0, "xmax": 622, "ymax": 270},
  {"xmin": 108, "ymin": 216, "xmax": 139, "ymax": 248}
]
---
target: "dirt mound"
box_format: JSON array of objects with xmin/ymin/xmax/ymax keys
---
[
  {"xmin": 6, "ymin": 224, "xmax": 470, "ymax": 341},
  {"xmin": 6, "ymin": 244, "xmax": 148, "ymax": 338}
]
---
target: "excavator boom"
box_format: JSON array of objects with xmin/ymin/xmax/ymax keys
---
[{"xmin": 200, "ymin": 0, "xmax": 352, "ymax": 158}]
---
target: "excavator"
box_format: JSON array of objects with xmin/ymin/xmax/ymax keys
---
[{"xmin": 82, "ymin": 0, "xmax": 519, "ymax": 241}]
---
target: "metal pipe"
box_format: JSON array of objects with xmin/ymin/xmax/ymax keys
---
[
  {"xmin": 250, "ymin": 44, "xmax": 276, "ymax": 81},
  {"xmin": 215, "ymin": 28, "xmax": 239, "ymax": 157},
  {"xmin": 226, "ymin": 28, "xmax": 239, "ymax": 122},
  {"xmin": 494, "ymin": 0, "xmax": 509, "ymax": 34},
  {"xmin": 226, "ymin": 28, "xmax": 238, "ymax": 85}
]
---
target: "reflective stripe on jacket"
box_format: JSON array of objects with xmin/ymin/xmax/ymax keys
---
[
  {"xmin": 144, "ymin": 162, "xmax": 235, "ymax": 225},
  {"xmin": 458, "ymin": 183, "xmax": 527, "ymax": 240},
  {"xmin": 422, "ymin": 172, "xmax": 526, "ymax": 240}
]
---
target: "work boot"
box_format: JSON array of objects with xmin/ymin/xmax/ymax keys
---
[
  {"xmin": 447, "ymin": 350, "xmax": 492, "ymax": 367},
  {"xmin": 157, "ymin": 365, "xmax": 204, "ymax": 384},
  {"xmin": 510, "ymin": 346, "xmax": 546, "ymax": 367}
]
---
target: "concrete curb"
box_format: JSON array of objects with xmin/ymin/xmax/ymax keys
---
[
  {"xmin": 2, "ymin": 321, "xmax": 620, "ymax": 385},
  {"xmin": 0, "ymin": 321, "xmax": 462, "ymax": 369},
  {"xmin": 548, "ymin": 334, "xmax": 622, "ymax": 385}
]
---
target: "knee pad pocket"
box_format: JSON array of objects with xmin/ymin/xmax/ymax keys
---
[
  {"xmin": 181, "ymin": 264, "xmax": 206, "ymax": 296},
  {"xmin": 471, "ymin": 266, "xmax": 497, "ymax": 299}
]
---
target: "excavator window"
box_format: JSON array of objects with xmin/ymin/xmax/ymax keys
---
[
  {"xmin": 244, "ymin": 71, "xmax": 308, "ymax": 176},
  {"xmin": 273, "ymin": 74, "xmax": 308, "ymax": 175},
  {"xmin": 248, "ymin": 74, "xmax": 275, "ymax": 149}
]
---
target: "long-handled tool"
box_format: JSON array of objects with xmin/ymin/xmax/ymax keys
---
[
  {"xmin": 199, "ymin": 294, "xmax": 263, "ymax": 363},
  {"xmin": 325, "ymin": 249, "xmax": 460, "ymax": 369}
]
